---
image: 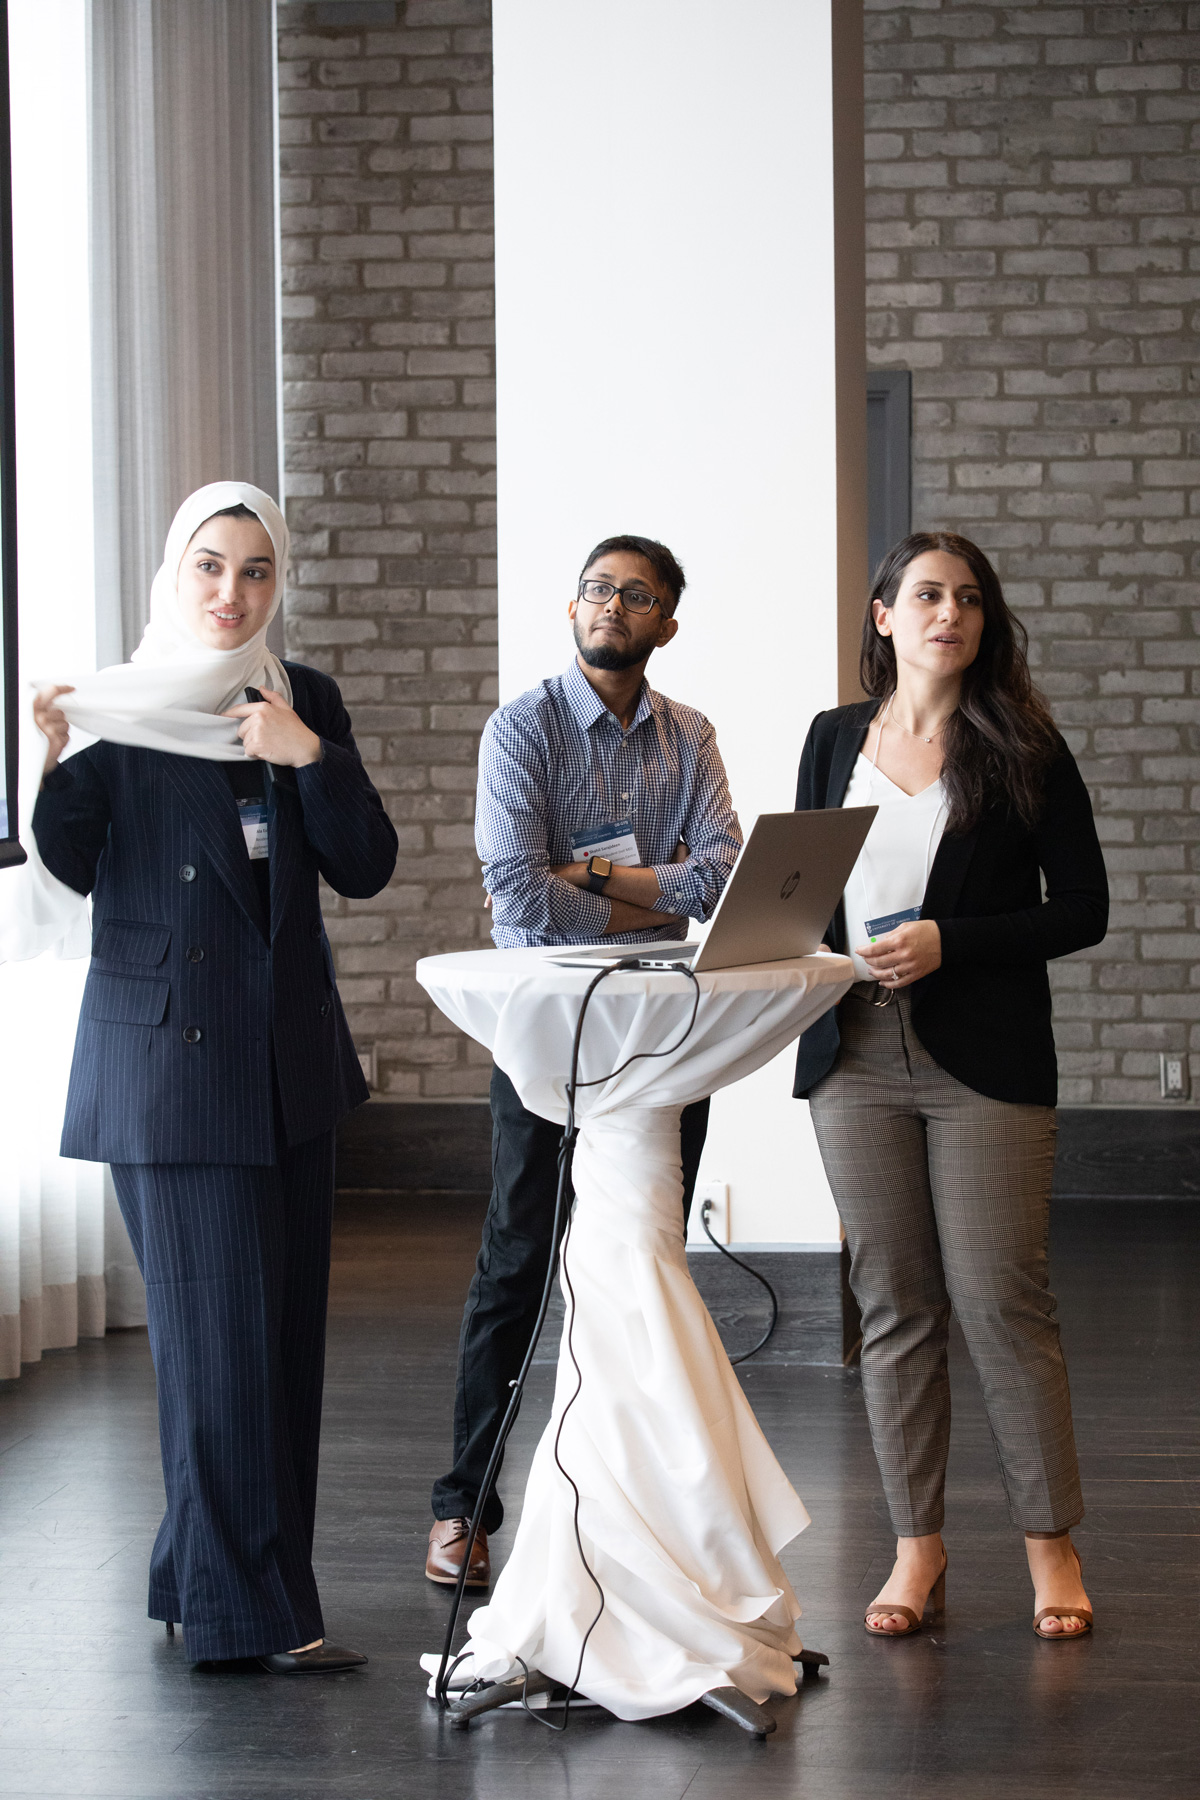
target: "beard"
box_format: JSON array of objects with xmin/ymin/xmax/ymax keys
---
[{"xmin": 573, "ymin": 617, "xmax": 646, "ymax": 672}]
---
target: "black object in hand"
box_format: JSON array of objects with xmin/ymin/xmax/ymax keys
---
[{"xmin": 242, "ymin": 686, "xmax": 297, "ymax": 789}]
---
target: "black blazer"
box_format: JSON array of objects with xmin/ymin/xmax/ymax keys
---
[
  {"xmin": 33, "ymin": 662, "xmax": 398, "ymax": 1165},
  {"xmin": 792, "ymin": 701, "xmax": 1109, "ymax": 1107}
]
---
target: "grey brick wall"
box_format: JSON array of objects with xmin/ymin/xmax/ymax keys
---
[
  {"xmin": 865, "ymin": 1, "xmax": 1200, "ymax": 1104},
  {"xmin": 278, "ymin": 2, "xmax": 1199, "ymax": 1108},
  {"xmin": 277, "ymin": 0, "xmax": 495, "ymax": 1097}
]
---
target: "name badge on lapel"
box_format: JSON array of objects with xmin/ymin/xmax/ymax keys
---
[
  {"xmin": 863, "ymin": 904, "xmax": 921, "ymax": 941},
  {"xmin": 237, "ymin": 799, "xmax": 269, "ymax": 861},
  {"xmin": 570, "ymin": 819, "xmax": 641, "ymax": 868}
]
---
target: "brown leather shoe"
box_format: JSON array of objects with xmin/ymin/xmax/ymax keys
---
[{"xmin": 426, "ymin": 1518, "xmax": 490, "ymax": 1588}]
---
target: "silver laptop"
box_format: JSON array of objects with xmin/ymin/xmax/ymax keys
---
[{"xmin": 546, "ymin": 807, "xmax": 877, "ymax": 974}]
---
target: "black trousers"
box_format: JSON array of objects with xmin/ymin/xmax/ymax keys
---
[
  {"xmin": 432, "ymin": 1065, "xmax": 710, "ymax": 1531},
  {"xmin": 111, "ymin": 1130, "xmax": 335, "ymax": 1663}
]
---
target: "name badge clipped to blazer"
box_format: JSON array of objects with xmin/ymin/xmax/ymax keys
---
[
  {"xmin": 237, "ymin": 799, "xmax": 269, "ymax": 861},
  {"xmin": 863, "ymin": 905, "xmax": 921, "ymax": 942}
]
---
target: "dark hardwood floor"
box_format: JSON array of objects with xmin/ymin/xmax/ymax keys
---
[{"xmin": 1, "ymin": 1195, "xmax": 1197, "ymax": 1799}]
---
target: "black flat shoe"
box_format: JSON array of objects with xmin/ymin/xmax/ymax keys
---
[{"xmin": 258, "ymin": 1642, "xmax": 368, "ymax": 1675}]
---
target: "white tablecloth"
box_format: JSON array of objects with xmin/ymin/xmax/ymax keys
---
[{"xmin": 416, "ymin": 946, "xmax": 852, "ymax": 1721}]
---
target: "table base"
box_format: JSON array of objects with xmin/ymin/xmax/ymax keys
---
[{"xmin": 457, "ymin": 1105, "xmax": 812, "ymax": 1722}]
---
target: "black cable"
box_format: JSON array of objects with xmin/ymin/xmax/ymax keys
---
[
  {"xmin": 535, "ymin": 957, "xmax": 701, "ymax": 1730},
  {"xmin": 570, "ymin": 967, "xmax": 701, "ymax": 1087},
  {"xmin": 699, "ymin": 1199, "xmax": 780, "ymax": 1365},
  {"xmin": 432, "ymin": 1060, "xmax": 581, "ymax": 1711},
  {"xmin": 434, "ymin": 954, "xmax": 700, "ymax": 1720},
  {"xmin": 511, "ymin": 1200, "xmax": 602, "ymax": 1734}
]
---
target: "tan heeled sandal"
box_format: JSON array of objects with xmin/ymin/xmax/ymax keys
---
[
  {"xmin": 864, "ymin": 1550, "xmax": 947, "ymax": 1637},
  {"xmin": 1033, "ymin": 1546, "xmax": 1093, "ymax": 1640}
]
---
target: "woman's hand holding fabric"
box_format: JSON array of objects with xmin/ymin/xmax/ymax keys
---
[
  {"xmin": 34, "ymin": 685, "xmax": 75, "ymax": 775},
  {"xmin": 224, "ymin": 688, "xmax": 323, "ymax": 767},
  {"xmin": 857, "ymin": 919, "xmax": 942, "ymax": 990}
]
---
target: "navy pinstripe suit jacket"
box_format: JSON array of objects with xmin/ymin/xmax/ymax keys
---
[{"xmin": 33, "ymin": 663, "xmax": 398, "ymax": 1165}]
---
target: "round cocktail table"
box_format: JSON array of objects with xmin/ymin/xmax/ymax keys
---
[{"xmin": 417, "ymin": 946, "xmax": 852, "ymax": 1725}]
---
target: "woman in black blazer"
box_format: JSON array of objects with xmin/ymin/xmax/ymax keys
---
[
  {"xmin": 32, "ymin": 486, "xmax": 397, "ymax": 1674},
  {"xmin": 794, "ymin": 532, "xmax": 1107, "ymax": 1643}
]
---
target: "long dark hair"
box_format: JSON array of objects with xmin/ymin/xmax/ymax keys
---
[{"xmin": 861, "ymin": 531, "xmax": 1059, "ymax": 834}]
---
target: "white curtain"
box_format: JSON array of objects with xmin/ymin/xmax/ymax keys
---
[
  {"xmin": 90, "ymin": 0, "xmax": 282, "ymax": 658},
  {"xmin": 0, "ymin": 960, "xmax": 144, "ymax": 1380},
  {"xmin": 0, "ymin": 0, "xmax": 144, "ymax": 1381},
  {"xmin": 0, "ymin": 0, "xmax": 281, "ymax": 1380}
]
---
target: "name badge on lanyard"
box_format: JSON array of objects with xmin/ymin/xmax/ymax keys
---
[
  {"xmin": 237, "ymin": 798, "xmax": 269, "ymax": 861},
  {"xmin": 570, "ymin": 818, "xmax": 641, "ymax": 868},
  {"xmin": 863, "ymin": 904, "xmax": 921, "ymax": 941}
]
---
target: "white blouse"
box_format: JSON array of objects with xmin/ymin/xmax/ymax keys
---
[{"xmin": 841, "ymin": 753, "xmax": 949, "ymax": 982}]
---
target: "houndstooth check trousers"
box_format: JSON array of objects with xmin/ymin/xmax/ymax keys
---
[{"xmin": 809, "ymin": 984, "xmax": 1084, "ymax": 1538}]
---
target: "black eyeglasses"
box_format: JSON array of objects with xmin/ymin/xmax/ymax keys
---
[{"xmin": 577, "ymin": 579, "xmax": 664, "ymax": 616}]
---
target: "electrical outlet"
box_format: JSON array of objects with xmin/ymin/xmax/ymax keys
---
[
  {"xmin": 1160, "ymin": 1053, "xmax": 1189, "ymax": 1100},
  {"xmin": 357, "ymin": 1047, "xmax": 377, "ymax": 1090},
  {"xmin": 698, "ymin": 1179, "xmax": 730, "ymax": 1245}
]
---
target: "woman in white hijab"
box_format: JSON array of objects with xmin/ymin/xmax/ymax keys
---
[{"xmin": 32, "ymin": 483, "xmax": 397, "ymax": 1674}]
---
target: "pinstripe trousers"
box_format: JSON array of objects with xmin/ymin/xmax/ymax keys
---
[
  {"xmin": 111, "ymin": 1130, "xmax": 335, "ymax": 1662},
  {"xmin": 808, "ymin": 985, "xmax": 1084, "ymax": 1538}
]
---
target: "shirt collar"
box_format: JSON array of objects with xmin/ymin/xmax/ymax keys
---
[{"xmin": 561, "ymin": 657, "xmax": 659, "ymax": 734}]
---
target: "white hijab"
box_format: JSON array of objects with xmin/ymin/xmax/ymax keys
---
[
  {"xmin": 57, "ymin": 480, "xmax": 292, "ymax": 757},
  {"xmin": 0, "ymin": 481, "xmax": 291, "ymax": 962}
]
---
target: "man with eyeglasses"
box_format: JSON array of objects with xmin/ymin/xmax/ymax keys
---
[{"xmin": 426, "ymin": 533, "xmax": 742, "ymax": 1589}]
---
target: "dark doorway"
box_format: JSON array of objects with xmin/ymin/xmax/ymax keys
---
[{"xmin": 866, "ymin": 370, "xmax": 911, "ymax": 583}]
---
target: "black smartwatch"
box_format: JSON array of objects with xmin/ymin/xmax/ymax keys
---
[{"xmin": 585, "ymin": 854, "xmax": 613, "ymax": 894}]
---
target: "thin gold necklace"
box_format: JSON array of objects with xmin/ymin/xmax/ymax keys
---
[{"xmin": 880, "ymin": 693, "xmax": 955, "ymax": 745}]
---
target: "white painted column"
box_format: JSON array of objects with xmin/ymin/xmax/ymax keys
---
[{"xmin": 492, "ymin": 0, "xmax": 865, "ymax": 1245}]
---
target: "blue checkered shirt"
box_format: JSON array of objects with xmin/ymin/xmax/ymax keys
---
[{"xmin": 477, "ymin": 659, "xmax": 742, "ymax": 948}]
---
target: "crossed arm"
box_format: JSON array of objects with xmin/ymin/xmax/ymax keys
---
[
  {"xmin": 548, "ymin": 845, "xmax": 689, "ymax": 935},
  {"xmin": 478, "ymin": 713, "xmax": 740, "ymax": 941}
]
